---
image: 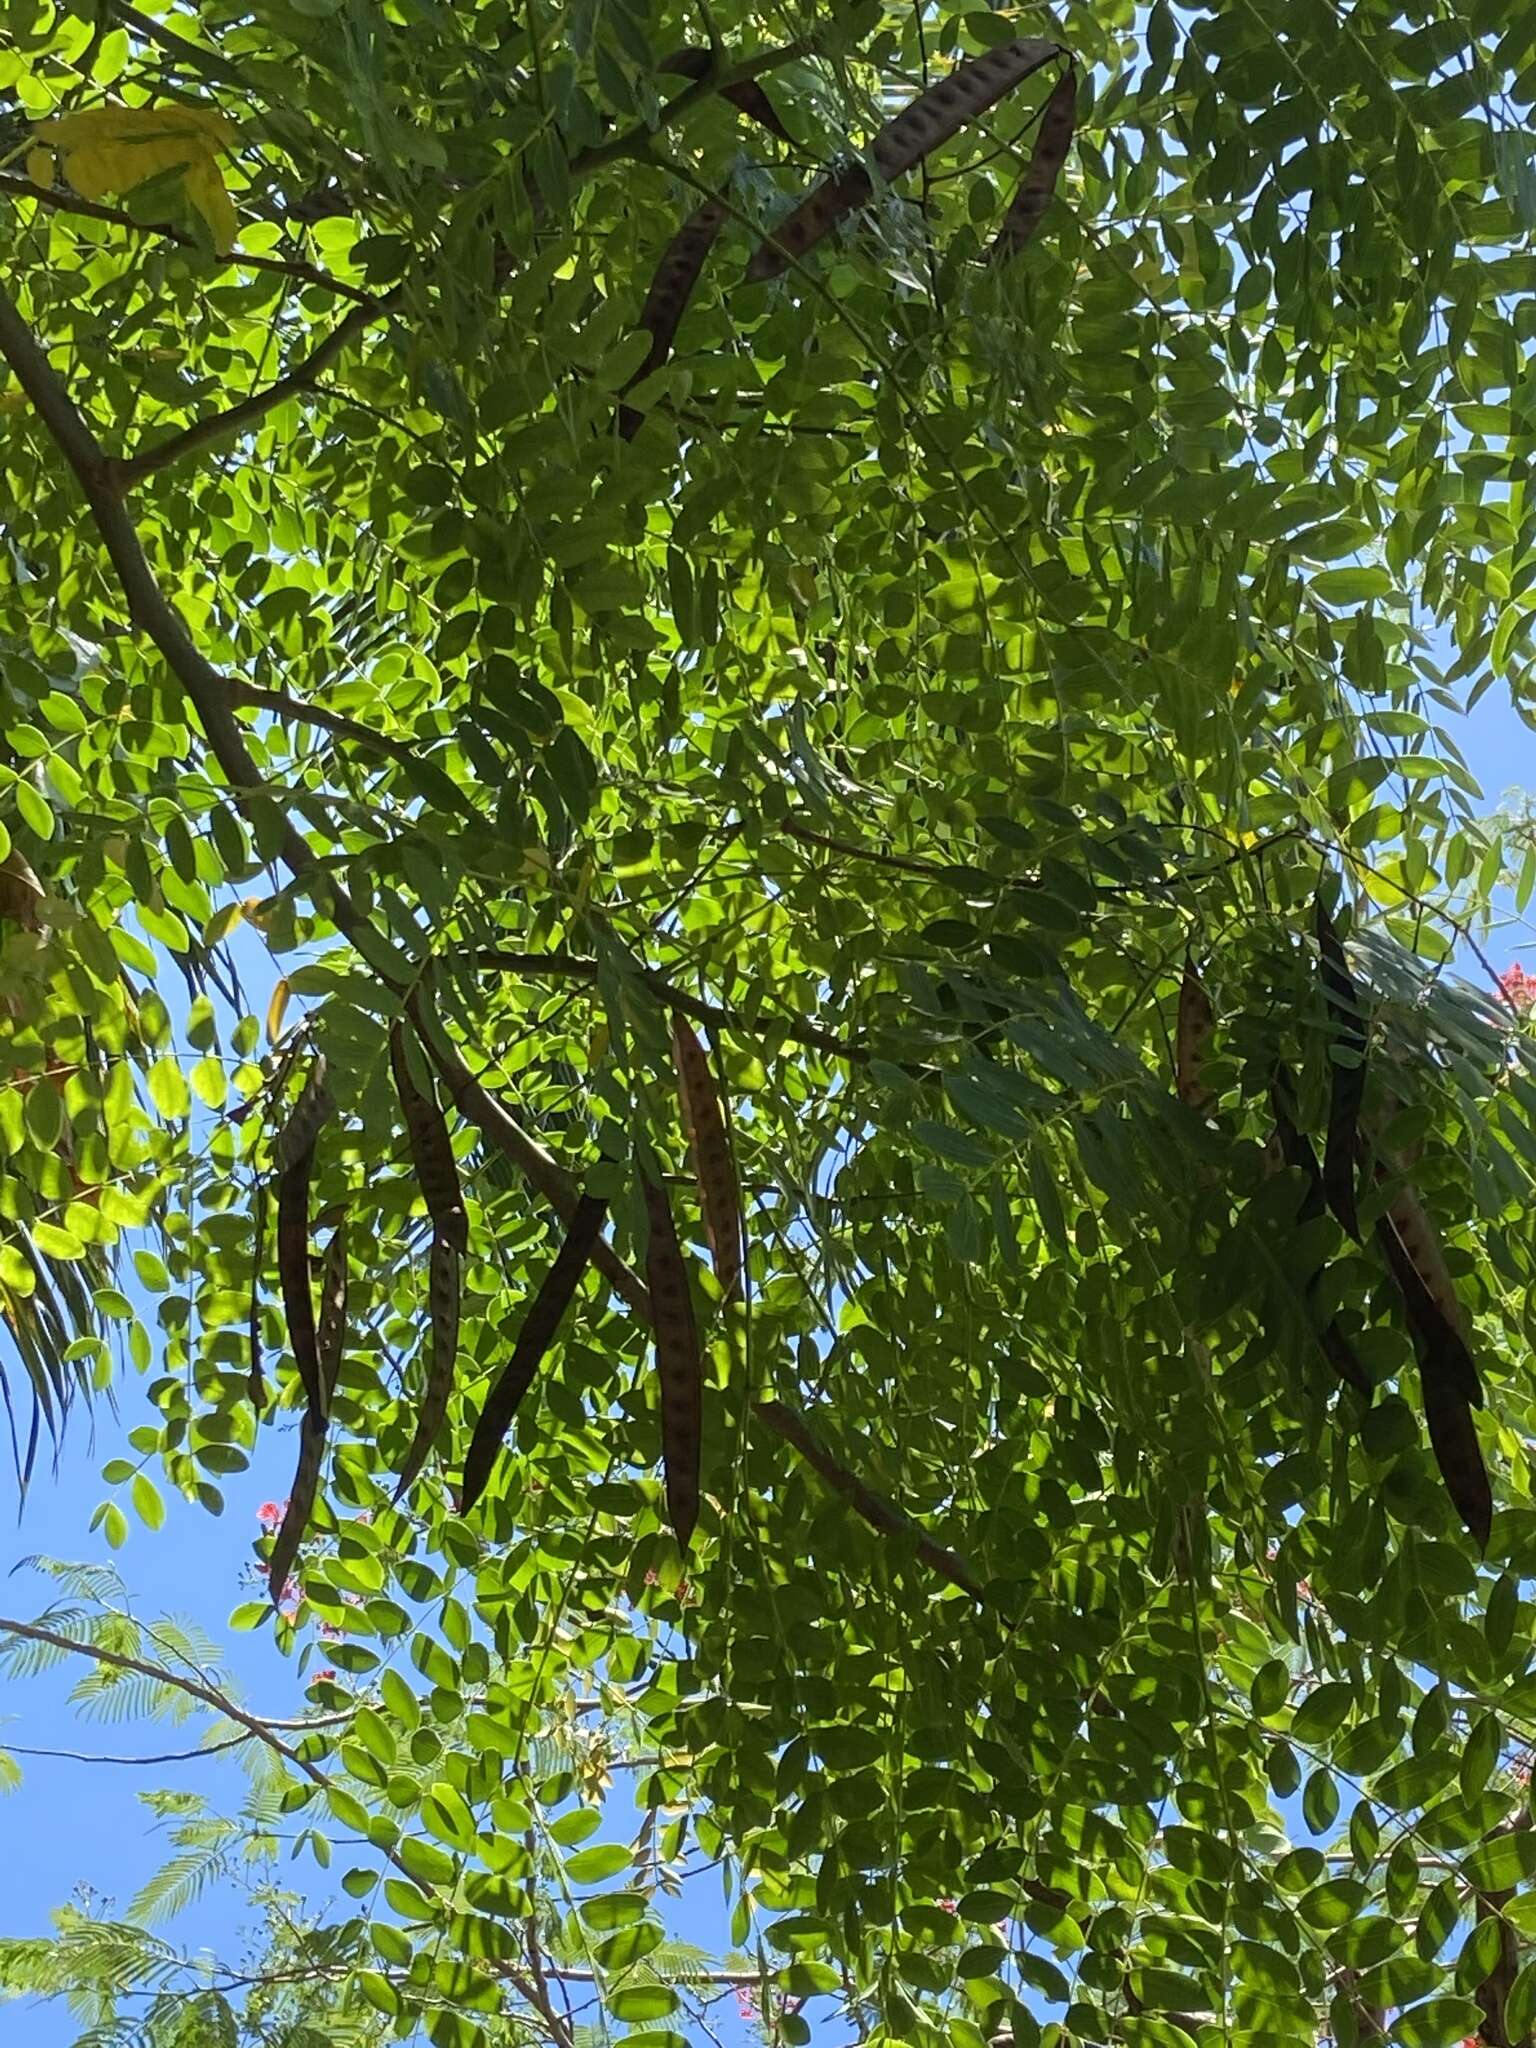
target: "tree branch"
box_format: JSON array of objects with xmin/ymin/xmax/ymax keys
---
[
  {"xmin": 232, "ymin": 682, "xmax": 418, "ymax": 764},
  {"xmin": 567, "ymin": 38, "xmax": 817, "ymax": 181},
  {"xmin": 0, "ymin": 173, "xmax": 376, "ymax": 303},
  {"xmin": 0, "ymin": 1613, "xmax": 326, "ymax": 1782},
  {"xmin": 755, "ymin": 1399, "xmax": 987, "ymax": 1603},
  {"xmin": 117, "ymin": 293, "xmax": 396, "ymax": 486},
  {"xmin": 478, "ymin": 948, "xmax": 860, "ymax": 1062},
  {"xmin": 0, "ymin": 281, "xmax": 354, "ymax": 919}
]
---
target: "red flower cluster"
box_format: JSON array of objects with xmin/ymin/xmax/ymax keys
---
[
  {"xmin": 311, "ymin": 1667, "xmax": 336, "ymax": 1685},
  {"xmin": 1501, "ymin": 962, "xmax": 1536, "ymax": 1013},
  {"xmin": 256, "ymin": 1499, "xmax": 286, "ymax": 1530}
]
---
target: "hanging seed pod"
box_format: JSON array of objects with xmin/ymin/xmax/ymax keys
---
[
  {"xmin": 276, "ymin": 1148, "xmax": 322, "ymax": 1423},
  {"xmin": 1174, "ymin": 959, "xmax": 1214, "ymax": 1113},
  {"xmin": 988, "ymin": 64, "xmax": 1077, "ymax": 261},
  {"xmin": 272, "ymin": 1054, "xmax": 332, "ymax": 1177},
  {"xmin": 1268, "ymin": 1073, "xmax": 1372, "ymax": 1399},
  {"xmin": 659, "ymin": 46, "xmax": 793, "ymax": 140},
  {"xmin": 459, "ymin": 1194, "xmax": 608, "ymax": 1514},
  {"xmin": 619, "ymin": 198, "xmax": 729, "ymax": 441},
  {"xmin": 1423, "ymin": 1376, "xmax": 1493, "ymax": 1551},
  {"xmin": 1315, "ymin": 897, "xmax": 1367, "ymax": 1241},
  {"xmin": 642, "ymin": 1174, "xmax": 702, "ymax": 1549},
  {"xmin": 746, "ymin": 37, "xmax": 1061, "ymax": 282},
  {"xmin": 315, "ymin": 1219, "xmax": 348, "ymax": 1418},
  {"xmin": 670, "ymin": 1013, "xmax": 744, "ymax": 1300},
  {"xmin": 1382, "ymin": 1174, "xmax": 1466, "ymax": 1340},
  {"xmin": 248, "ymin": 1183, "xmax": 267, "ymax": 1413},
  {"xmin": 266, "ymin": 1409, "xmax": 326, "ymax": 1612},
  {"xmin": 390, "ymin": 1021, "xmax": 468, "ymax": 1253},
  {"xmin": 393, "ymin": 1232, "xmax": 461, "ymax": 1501}
]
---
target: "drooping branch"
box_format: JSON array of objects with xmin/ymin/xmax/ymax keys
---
[
  {"xmin": 0, "ymin": 279, "xmax": 983, "ymax": 1610},
  {"xmin": 756, "ymin": 1399, "xmax": 987, "ymax": 1603},
  {"xmin": 0, "ymin": 172, "xmax": 376, "ymax": 303},
  {"xmin": 478, "ymin": 948, "xmax": 861, "ymax": 1062},
  {"xmin": 117, "ymin": 293, "xmax": 397, "ymax": 487},
  {"xmin": 231, "ymin": 682, "xmax": 419, "ymax": 764}
]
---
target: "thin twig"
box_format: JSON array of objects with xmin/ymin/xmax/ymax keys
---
[
  {"xmin": 0, "ymin": 172, "xmax": 375, "ymax": 304},
  {"xmin": 118, "ymin": 294, "xmax": 398, "ymax": 486}
]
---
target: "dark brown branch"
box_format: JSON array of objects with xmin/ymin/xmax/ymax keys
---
[
  {"xmin": 0, "ymin": 172, "xmax": 375, "ymax": 304},
  {"xmin": 756, "ymin": 1399, "xmax": 987, "ymax": 1603},
  {"xmin": 0, "ymin": 283, "xmax": 983, "ymax": 1611},
  {"xmin": 118, "ymin": 293, "xmax": 396, "ymax": 486},
  {"xmin": 0, "ymin": 281, "xmax": 352, "ymax": 916},
  {"xmin": 232, "ymin": 683, "xmax": 418, "ymax": 764},
  {"xmin": 567, "ymin": 38, "xmax": 816, "ymax": 182},
  {"xmin": 0, "ymin": 1613, "xmax": 326, "ymax": 1783},
  {"xmin": 479, "ymin": 948, "xmax": 859, "ymax": 1062}
]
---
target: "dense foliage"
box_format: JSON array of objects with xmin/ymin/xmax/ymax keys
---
[{"xmin": 5, "ymin": 0, "xmax": 1536, "ymax": 2043}]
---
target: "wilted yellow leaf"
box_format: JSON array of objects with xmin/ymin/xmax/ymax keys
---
[{"xmin": 29, "ymin": 101, "xmax": 240, "ymax": 254}]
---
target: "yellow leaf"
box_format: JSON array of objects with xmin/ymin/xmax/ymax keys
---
[
  {"xmin": 30, "ymin": 102, "xmax": 239, "ymax": 245},
  {"xmin": 25, "ymin": 146, "xmax": 53, "ymax": 187},
  {"xmin": 182, "ymin": 152, "xmax": 238, "ymax": 254},
  {"xmin": 266, "ymin": 977, "xmax": 290, "ymax": 1047}
]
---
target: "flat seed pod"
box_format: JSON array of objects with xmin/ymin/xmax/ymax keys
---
[
  {"xmin": 670, "ymin": 1013, "xmax": 744, "ymax": 1300},
  {"xmin": 459, "ymin": 1194, "xmax": 608, "ymax": 1514},
  {"xmin": 988, "ymin": 65, "xmax": 1077, "ymax": 261},
  {"xmin": 315, "ymin": 1219, "xmax": 348, "ymax": 1418},
  {"xmin": 1383, "ymin": 1176, "xmax": 1467, "ymax": 1343},
  {"xmin": 271, "ymin": 1054, "xmax": 332, "ymax": 1177},
  {"xmin": 390, "ymin": 1021, "xmax": 468, "ymax": 1253},
  {"xmin": 746, "ymin": 37, "xmax": 1060, "ymax": 282},
  {"xmin": 1315, "ymin": 897, "xmax": 1367, "ymax": 1241},
  {"xmin": 1423, "ymin": 1376, "xmax": 1493, "ymax": 1551},
  {"xmin": 1174, "ymin": 959, "xmax": 1214, "ymax": 1113},
  {"xmin": 659, "ymin": 46, "xmax": 792, "ymax": 140},
  {"xmin": 266, "ymin": 1409, "xmax": 326, "ymax": 1611},
  {"xmin": 641, "ymin": 1174, "xmax": 702, "ymax": 1549},
  {"xmin": 276, "ymin": 1150, "xmax": 322, "ymax": 1423},
  {"xmin": 393, "ymin": 1232, "xmax": 461, "ymax": 1501},
  {"xmin": 1374, "ymin": 1202, "xmax": 1481, "ymax": 1408},
  {"xmin": 1268, "ymin": 1074, "xmax": 1371, "ymax": 1399},
  {"xmin": 248, "ymin": 1183, "xmax": 266, "ymax": 1413},
  {"xmin": 619, "ymin": 199, "xmax": 728, "ymax": 441}
]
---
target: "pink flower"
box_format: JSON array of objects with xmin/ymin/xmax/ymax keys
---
[
  {"xmin": 256, "ymin": 1500, "xmax": 285, "ymax": 1529},
  {"xmin": 312, "ymin": 1668, "xmax": 336, "ymax": 1685},
  {"xmin": 643, "ymin": 1568, "xmax": 659, "ymax": 1586},
  {"xmin": 318, "ymin": 1621, "xmax": 343, "ymax": 1641},
  {"xmin": 1501, "ymin": 963, "xmax": 1536, "ymax": 1013},
  {"xmin": 939, "ymin": 1898, "xmax": 957, "ymax": 1914}
]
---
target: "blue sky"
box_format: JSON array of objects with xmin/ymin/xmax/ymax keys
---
[{"xmin": 0, "ymin": 675, "xmax": 1531, "ymax": 2046}]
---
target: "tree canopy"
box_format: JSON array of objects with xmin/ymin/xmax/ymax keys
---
[{"xmin": 4, "ymin": 0, "xmax": 1536, "ymax": 2044}]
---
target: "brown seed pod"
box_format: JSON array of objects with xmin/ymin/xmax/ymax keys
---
[
  {"xmin": 670, "ymin": 1013, "xmax": 744, "ymax": 1300},
  {"xmin": 1174, "ymin": 959, "xmax": 1214, "ymax": 1113},
  {"xmin": 271, "ymin": 1054, "xmax": 332, "ymax": 1178},
  {"xmin": 315, "ymin": 1219, "xmax": 348, "ymax": 1418},
  {"xmin": 658, "ymin": 46, "xmax": 793, "ymax": 140},
  {"xmin": 746, "ymin": 37, "xmax": 1061, "ymax": 282},
  {"xmin": 619, "ymin": 198, "xmax": 728, "ymax": 441},
  {"xmin": 276, "ymin": 1148, "xmax": 322, "ymax": 1424},
  {"xmin": 393, "ymin": 1232, "xmax": 461, "ymax": 1501},
  {"xmin": 459, "ymin": 1194, "xmax": 608, "ymax": 1514},
  {"xmin": 248, "ymin": 1182, "xmax": 267, "ymax": 1414},
  {"xmin": 641, "ymin": 1174, "xmax": 702, "ymax": 1549},
  {"xmin": 988, "ymin": 65, "xmax": 1077, "ymax": 262},
  {"xmin": 390, "ymin": 1021, "xmax": 467, "ymax": 1253},
  {"xmin": 1315, "ymin": 897, "xmax": 1367, "ymax": 1241},
  {"xmin": 266, "ymin": 1409, "xmax": 326, "ymax": 1612}
]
